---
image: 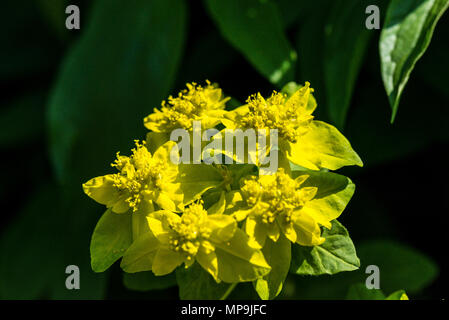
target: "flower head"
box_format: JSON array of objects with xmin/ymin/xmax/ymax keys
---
[
  {"xmin": 165, "ymin": 202, "xmax": 213, "ymax": 262},
  {"xmin": 222, "ymin": 83, "xmax": 363, "ymax": 171},
  {"xmin": 121, "ymin": 201, "xmax": 270, "ymax": 283},
  {"xmin": 144, "ymin": 81, "xmax": 230, "ymax": 132},
  {"xmin": 237, "ymin": 83, "xmax": 314, "ymax": 143},
  {"xmin": 234, "ymin": 168, "xmax": 325, "ymax": 247},
  {"xmin": 83, "ymin": 140, "xmax": 182, "ymax": 214}
]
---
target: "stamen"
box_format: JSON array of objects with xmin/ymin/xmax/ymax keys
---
[
  {"xmin": 241, "ymin": 169, "xmax": 315, "ymax": 226},
  {"xmin": 110, "ymin": 141, "xmax": 165, "ymax": 212}
]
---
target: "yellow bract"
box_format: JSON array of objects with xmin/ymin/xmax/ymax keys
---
[
  {"xmin": 232, "ymin": 169, "xmax": 330, "ymax": 248},
  {"xmin": 144, "ymin": 80, "xmax": 230, "ymax": 132},
  {"xmin": 222, "ymin": 82, "xmax": 363, "ymax": 171},
  {"xmin": 83, "ymin": 140, "xmax": 182, "ymax": 214},
  {"xmin": 121, "ymin": 202, "xmax": 271, "ymax": 283},
  {"xmin": 225, "ymin": 83, "xmax": 314, "ymax": 143}
]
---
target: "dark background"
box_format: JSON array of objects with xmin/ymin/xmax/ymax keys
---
[{"xmin": 0, "ymin": 0, "xmax": 447, "ymax": 299}]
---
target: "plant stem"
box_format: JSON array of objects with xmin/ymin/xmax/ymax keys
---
[{"xmin": 220, "ymin": 283, "xmax": 238, "ymax": 300}]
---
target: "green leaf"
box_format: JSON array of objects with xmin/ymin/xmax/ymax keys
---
[
  {"xmin": 176, "ymin": 263, "xmax": 233, "ymax": 300},
  {"xmin": 254, "ymin": 235, "xmax": 291, "ymax": 300},
  {"xmin": 283, "ymin": 240, "xmax": 437, "ymax": 299},
  {"xmin": 204, "ymin": 0, "xmax": 296, "ymax": 85},
  {"xmin": 357, "ymin": 240, "xmax": 438, "ymax": 293},
  {"xmin": 145, "ymin": 132, "xmax": 171, "ymax": 154},
  {"xmin": 90, "ymin": 209, "xmax": 133, "ymax": 272},
  {"xmin": 291, "ymin": 169, "xmax": 351, "ymax": 199},
  {"xmin": 48, "ymin": 0, "xmax": 186, "ymax": 185},
  {"xmin": 380, "ymin": 0, "xmax": 449, "ymax": 121},
  {"xmin": 206, "ymin": 191, "xmax": 226, "ymax": 215},
  {"xmin": 214, "ymin": 229, "xmax": 271, "ymax": 283},
  {"xmin": 324, "ymin": 0, "xmax": 373, "ymax": 128},
  {"xmin": 290, "ymin": 220, "xmax": 360, "ymax": 275},
  {"xmin": 177, "ymin": 164, "xmax": 224, "ymax": 204},
  {"xmin": 120, "ymin": 231, "xmax": 160, "ymax": 273},
  {"xmin": 277, "ymin": 0, "xmax": 317, "ymax": 29},
  {"xmin": 295, "ymin": 1, "xmax": 332, "ymax": 121},
  {"xmin": 123, "ymin": 271, "xmax": 176, "ymax": 292},
  {"xmin": 346, "ymin": 283, "xmax": 385, "ymax": 300}
]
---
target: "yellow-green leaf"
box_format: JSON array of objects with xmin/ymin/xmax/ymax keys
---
[
  {"xmin": 90, "ymin": 209, "xmax": 132, "ymax": 272},
  {"xmin": 254, "ymin": 235, "xmax": 291, "ymax": 300}
]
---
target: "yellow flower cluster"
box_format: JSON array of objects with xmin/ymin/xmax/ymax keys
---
[
  {"xmin": 144, "ymin": 80, "xmax": 229, "ymax": 132},
  {"xmin": 237, "ymin": 169, "xmax": 324, "ymax": 248},
  {"xmin": 83, "ymin": 81, "xmax": 362, "ymax": 296},
  {"xmin": 237, "ymin": 83, "xmax": 314, "ymax": 143}
]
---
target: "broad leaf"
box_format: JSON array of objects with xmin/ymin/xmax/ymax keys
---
[
  {"xmin": 290, "ymin": 220, "xmax": 360, "ymax": 275},
  {"xmin": 177, "ymin": 164, "xmax": 224, "ymax": 204},
  {"xmin": 204, "ymin": 0, "xmax": 296, "ymax": 85},
  {"xmin": 324, "ymin": 0, "xmax": 373, "ymax": 128},
  {"xmin": 380, "ymin": 0, "xmax": 449, "ymax": 121},
  {"xmin": 176, "ymin": 263, "xmax": 233, "ymax": 300},
  {"xmin": 90, "ymin": 209, "xmax": 133, "ymax": 272},
  {"xmin": 254, "ymin": 235, "xmax": 291, "ymax": 300},
  {"xmin": 291, "ymin": 169, "xmax": 351, "ymax": 199},
  {"xmin": 295, "ymin": 0, "xmax": 332, "ymax": 121}
]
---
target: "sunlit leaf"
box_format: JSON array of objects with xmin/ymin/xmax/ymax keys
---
[{"xmin": 380, "ymin": 0, "xmax": 449, "ymax": 121}]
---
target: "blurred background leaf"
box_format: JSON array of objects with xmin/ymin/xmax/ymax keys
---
[
  {"xmin": 356, "ymin": 240, "xmax": 438, "ymax": 294},
  {"xmin": 323, "ymin": 0, "xmax": 374, "ymax": 129},
  {"xmin": 48, "ymin": 0, "xmax": 186, "ymax": 185},
  {"xmin": 204, "ymin": 0, "xmax": 297, "ymax": 86}
]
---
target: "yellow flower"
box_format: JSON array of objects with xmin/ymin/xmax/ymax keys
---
[
  {"xmin": 144, "ymin": 80, "xmax": 230, "ymax": 132},
  {"xmin": 83, "ymin": 140, "xmax": 183, "ymax": 214},
  {"xmin": 229, "ymin": 168, "xmax": 354, "ymax": 248},
  {"xmin": 222, "ymin": 82, "xmax": 363, "ymax": 171},
  {"xmin": 120, "ymin": 201, "xmax": 271, "ymax": 283}
]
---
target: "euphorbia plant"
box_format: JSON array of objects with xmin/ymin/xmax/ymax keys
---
[{"xmin": 82, "ymin": 81, "xmax": 363, "ymax": 300}]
